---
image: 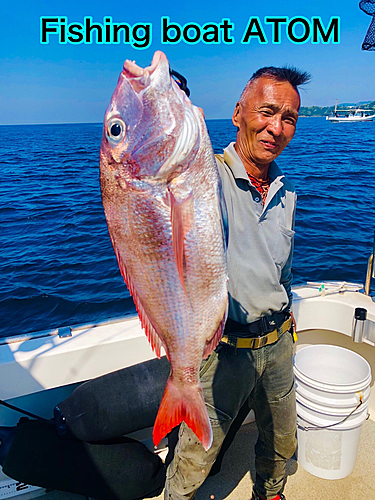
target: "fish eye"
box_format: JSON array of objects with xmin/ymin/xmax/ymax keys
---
[{"xmin": 107, "ymin": 118, "xmax": 126, "ymax": 143}]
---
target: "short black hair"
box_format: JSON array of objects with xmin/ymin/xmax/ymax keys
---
[{"xmin": 240, "ymin": 66, "xmax": 311, "ymax": 102}]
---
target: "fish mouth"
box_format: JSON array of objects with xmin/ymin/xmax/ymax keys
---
[{"xmin": 122, "ymin": 51, "xmax": 167, "ymax": 93}]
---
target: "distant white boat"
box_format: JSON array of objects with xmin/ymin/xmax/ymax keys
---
[{"xmin": 326, "ymin": 99, "xmax": 375, "ymax": 122}]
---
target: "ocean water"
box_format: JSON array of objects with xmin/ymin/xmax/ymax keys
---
[{"xmin": 1, "ymin": 118, "xmax": 374, "ymax": 338}]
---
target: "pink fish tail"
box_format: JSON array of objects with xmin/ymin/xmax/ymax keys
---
[{"xmin": 153, "ymin": 378, "xmax": 213, "ymax": 451}]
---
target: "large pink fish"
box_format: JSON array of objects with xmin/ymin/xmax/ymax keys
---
[{"xmin": 99, "ymin": 51, "xmax": 227, "ymax": 450}]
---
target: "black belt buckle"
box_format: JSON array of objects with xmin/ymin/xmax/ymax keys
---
[{"xmin": 260, "ymin": 315, "xmax": 276, "ymax": 334}]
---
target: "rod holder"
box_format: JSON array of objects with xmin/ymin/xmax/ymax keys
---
[
  {"xmin": 352, "ymin": 307, "xmax": 367, "ymax": 343},
  {"xmin": 364, "ymin": 231, "xmax": 375, "ymax": 296},
  {"xmin": 365, "ymin": 254, "xmax": 374, "ymax": 295}
]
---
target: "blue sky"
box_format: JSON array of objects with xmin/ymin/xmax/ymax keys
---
[{"xmin": 0, "ymin": 0, "xmax": 374, "ymax": 124}]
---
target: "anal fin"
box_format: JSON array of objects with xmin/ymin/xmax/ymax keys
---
[{"xmin": 202, "ymin": 314, "xmax": 226, "ymax": 359}]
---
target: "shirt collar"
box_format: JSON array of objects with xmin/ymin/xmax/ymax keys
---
[{"xmin": 223, "ymin": 142, "xmax": 284, "ymax": 183}]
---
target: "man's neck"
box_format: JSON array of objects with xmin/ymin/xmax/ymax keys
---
[{"xmin": 234, "ymin": 142, "xmax": 270, "ymax": 181}]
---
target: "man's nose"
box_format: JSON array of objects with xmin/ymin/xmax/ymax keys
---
[{"xmin": 267, "ymin": 114, "xmax": 282, "ymax": 136}]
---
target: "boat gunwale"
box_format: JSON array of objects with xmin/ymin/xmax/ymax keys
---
[{"xmin": 0, "ymin": 314, "xmax": 139, "ymax": 346}]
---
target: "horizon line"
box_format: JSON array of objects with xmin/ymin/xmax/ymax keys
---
[{"xmin": 0, "ymin": 116, "xmax": 327, "ymax": 126}]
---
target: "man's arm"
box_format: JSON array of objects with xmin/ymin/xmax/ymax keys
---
[
  {"xmin": 281, "ymin": 193, "xmax": 297, "ymax": 321},
  {"xmin": 281, "ymin": 243, "xmax": 294, "ymax": 309}
]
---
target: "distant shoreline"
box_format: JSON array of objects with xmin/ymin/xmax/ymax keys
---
[{"xmin": 299, "ymin": 102, "xmax": 375, "ymax": 118}]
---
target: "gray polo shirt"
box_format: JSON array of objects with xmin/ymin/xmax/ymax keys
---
[{"xmin": 216, "ymin": 142, "xmax": 296, "ymax": 324}]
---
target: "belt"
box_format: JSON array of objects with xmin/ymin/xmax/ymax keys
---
[
  {"xmin": 220, "ymin": 317, "xmax": 292, "ymax": 349},
  {"xmin": 223, "ymin": 311, "xmax": 289, "ymax": 337}
]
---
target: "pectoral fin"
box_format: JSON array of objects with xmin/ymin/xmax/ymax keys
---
[{"xmin": 170, "ymin": 191, "xmax": 194, "ymax": 295}]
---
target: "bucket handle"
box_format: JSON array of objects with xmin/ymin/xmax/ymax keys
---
[{"xmin": 298, "ymin": 393, "xmax": 365, "ymax": 432}]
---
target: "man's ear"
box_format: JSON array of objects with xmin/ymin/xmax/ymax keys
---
[{"xmin": 232, "ymin": 102, "xmax": 241, "ymax": 128}]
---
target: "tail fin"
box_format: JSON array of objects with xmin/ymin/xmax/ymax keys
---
[{"xmin": 153, "ymin": 377, "xmax": 212, "ymax": 451}]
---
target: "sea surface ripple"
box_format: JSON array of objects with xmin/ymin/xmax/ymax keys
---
[{"xmin": 1, "ymin": 118, "xmax": 374, "ymax": 338}]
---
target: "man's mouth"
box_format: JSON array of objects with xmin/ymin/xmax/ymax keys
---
[{"xmin": 261, "ymin": 140, "xmax": 278, "ymax": 149}]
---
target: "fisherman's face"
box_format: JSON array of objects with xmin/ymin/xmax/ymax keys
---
[{"xmin": 232, "ymin": 76, "xmax": 300, "ymax": 169}]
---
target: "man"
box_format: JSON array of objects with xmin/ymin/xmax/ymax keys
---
[{"xmin": 165, "ymin": 66, "xmax": 310, "ymax": 500}]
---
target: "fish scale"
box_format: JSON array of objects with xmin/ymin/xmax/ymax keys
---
[{"xmin": 100, "ymin": 50, "xmax": 228, "ymax": 450}]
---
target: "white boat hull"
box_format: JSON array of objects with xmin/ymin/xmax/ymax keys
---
[
  {"xmin": 0, "ymin": 282, "xmax": 374, "ymax": 498},
  {"xmin": 326, "ymin": 115, "xmax": 375, "ymax": 122}
]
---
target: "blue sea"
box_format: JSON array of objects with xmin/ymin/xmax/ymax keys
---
[{"xmin": 1, "ymin": 118, "xmax": 374, "ymax": 338}]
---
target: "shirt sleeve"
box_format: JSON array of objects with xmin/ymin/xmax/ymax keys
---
[{"xmin": 280, "ymin": 193, "xmax": 297, "ymax": 309}]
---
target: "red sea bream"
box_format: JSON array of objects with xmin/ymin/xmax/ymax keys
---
[{"xmin": 99, "ymin": 51, "xmax": 228, "ymax": 450}]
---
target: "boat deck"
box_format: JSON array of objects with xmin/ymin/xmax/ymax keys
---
[
  {"xmin": 39, "ymin": 417, "xmax": 375, "ymax": 500},
  {"xmin": 3, "ymin": 284, "xmax": 374, "ymax": 500}
]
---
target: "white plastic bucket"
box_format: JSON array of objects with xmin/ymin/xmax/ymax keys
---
[{"xmin": 294, "ymin": 345, "xmax": 371, "ymax": 480}]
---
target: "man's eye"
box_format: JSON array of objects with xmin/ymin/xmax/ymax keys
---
[
  {"xmin": 260, "ymin": 110, "xmax": 273, "ymax": 116},
  {"xmin": 284, "ymin": 117, "xmax": 296, "ymax": 125}
]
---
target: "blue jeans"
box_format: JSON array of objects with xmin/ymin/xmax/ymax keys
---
[{"xmin": 165, "ymin": 330, "xmax": 297, "ymax": 500}]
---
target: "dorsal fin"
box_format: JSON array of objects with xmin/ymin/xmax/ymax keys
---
[{"xmin": 113, "ymin": 247, "xmax": 165, "ymax": 359}]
